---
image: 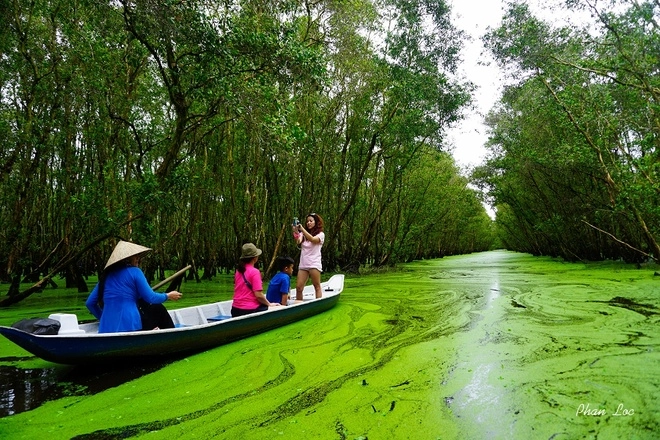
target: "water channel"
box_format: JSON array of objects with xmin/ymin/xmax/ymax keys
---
[{"xmin": 0, "ymin": 250, "xmax": 657, "ymax": 439}]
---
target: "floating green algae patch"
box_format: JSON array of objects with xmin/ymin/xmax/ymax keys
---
[{"xmin": 0, "ymin": 250, "xmax": 658, "ymax": 439}]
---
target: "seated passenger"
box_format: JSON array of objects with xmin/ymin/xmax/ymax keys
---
[
  {"xmin": 266, "ymin": 256, "xmax": 295, "ymax": 305},
  {"xmin": 231, "ymin": 243, "xmax": 279, "ymax": 317},
  {"xmin": 86, "ymin": 240, "xmax": 182, "ymax": 333}
]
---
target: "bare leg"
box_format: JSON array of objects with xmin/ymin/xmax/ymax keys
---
[
  {"xmin": 296, "ymin": 269, "xmax": 310, "ymax": 300},
  {"xmin": 309, "ymin": 269, "xmax": 322, "ymax": 298}
]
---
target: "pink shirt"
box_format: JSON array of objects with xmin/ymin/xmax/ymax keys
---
[
  {"xmin": 299, "ymin": 232, "xmax": 324, "ymax": 271},
  {"xmin": 232, "ymin": 263, "xmax": 263, "ymax": 309}
]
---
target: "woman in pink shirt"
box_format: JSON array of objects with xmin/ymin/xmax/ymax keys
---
[
  {"xmin": 231, "ymin": 243, "xmax": 278, "ymax": 317},
  {"xmin": 293, "ymin": 213, "xmax": 325, "ymax": 300}
]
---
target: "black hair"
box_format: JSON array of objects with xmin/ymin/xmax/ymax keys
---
[
  {"xmin": 276, "ymin": 256, "xmax": 295, "ymax": 271},
  {"xmin": 96, "ymin": 263, "xmax": 124, "ymax": 308},
  {"xmin": 236, "ymin": 257, "xmax": 253, "ymax": 274},
  {"xmin": 97, "ymin": 271, "xmax": 107, "ymax": 308}
]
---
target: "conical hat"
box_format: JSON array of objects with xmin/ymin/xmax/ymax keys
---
[{"xmin": 104, "ymin": 241, "xmax": 152, "ymax": 269}]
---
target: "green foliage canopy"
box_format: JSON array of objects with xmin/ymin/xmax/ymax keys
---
[
  {"xmin": 0, "ymin": 0, "xmax": 492, "ymax": 304},
  {"xmin": 477, "ymin": 0, "xmax": 659, "ymax": 263}
]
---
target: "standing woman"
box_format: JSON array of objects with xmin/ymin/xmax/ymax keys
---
[
  {"xmin": 231, "ymin": 243, "xmax": 278, "ymax": 317},
  {"xmin": 86, "ymin": 241, "xmax": 182, "ymax": 333},
  {"xmin": 293, "ymin": 213, "xmax": 325, "ymax": 300}
]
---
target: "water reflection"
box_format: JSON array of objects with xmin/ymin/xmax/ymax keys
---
[
  {"xmin": 0, "ymin": 364, "xmax": 58, "ymax": 417},
  {"xmin": 0, "ymin": 360, "xmax": 168, "ymax": 417},
  {"xmin": 447, "ymin": 258, "xmax": 514, "ymax": 439},
  {"xmin": 486, "ymin": 279, "xmax": 500, "ymax": 308}
]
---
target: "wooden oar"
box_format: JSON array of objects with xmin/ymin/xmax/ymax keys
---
[{"xmin": 152, "ymin": 265, "xmax": 192, "ymax": 290}]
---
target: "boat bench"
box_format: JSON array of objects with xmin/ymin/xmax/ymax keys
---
[{"xmin": 171, "ymin": 304, "xmax": 232, "ymax": 327}]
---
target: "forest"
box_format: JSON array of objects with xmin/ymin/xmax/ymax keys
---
[
  {"xmin": 0, "ymin": 0, "xmax": 494, "ymax": 304},
  {"xmin": 475, "ymin": 0, "xmax": 659, "ymax": 264},
  {"xmin": 1, "ymin": 0, "xmax": 658, "ymax": 305}
]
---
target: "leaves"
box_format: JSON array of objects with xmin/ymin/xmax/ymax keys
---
[
  {"xmin": 481, "ymin": 0, "xmax": 660, "ymax": 262},
  {"xmin": 0, "ymin": 0, "xmax": 491, "ymax": 297}
]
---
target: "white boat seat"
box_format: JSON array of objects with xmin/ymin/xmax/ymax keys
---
[{"xmin": 48, "ymin": 313, "xmax": 86, "ymax": 335}]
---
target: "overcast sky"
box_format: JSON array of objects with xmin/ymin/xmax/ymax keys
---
[
  {"xmin": 446, "ymin": 0, "xmax": 506, "ymax": 170},
  {"xmin": 446, "ymin": 0, "xmax": 598, "ymax": 170}
]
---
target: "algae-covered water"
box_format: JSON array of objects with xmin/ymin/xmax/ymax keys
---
[{"xmin": 0, "ymin": 250, "xmax": 658, "ymax": 439}]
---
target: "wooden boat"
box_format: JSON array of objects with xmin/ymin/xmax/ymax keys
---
[{"xmin": 0, "ymin": 274, "xmax": 344, "ymax": 365}]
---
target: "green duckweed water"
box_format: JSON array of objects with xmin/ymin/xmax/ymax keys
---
[{"xmin": 0, "ymin": 250, "xmax": 658, "ymax": 439}]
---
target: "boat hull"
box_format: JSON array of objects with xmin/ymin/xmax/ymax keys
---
[{"xmin": 0, "ymin": 276, "xmax": 343, "ymax": 365}]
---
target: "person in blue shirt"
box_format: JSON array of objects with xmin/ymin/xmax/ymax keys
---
[
  {"xmin": 86, "ymin": 240, "xmax": 182, "ymax": 333},
  {"xmin": 266, "ymin": 256, "xmax": 295, "ymax": 305}
]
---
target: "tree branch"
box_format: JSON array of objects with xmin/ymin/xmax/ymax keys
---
[
  {"xmin": 581, "ymin": 219, "xmax": 655, "ymax": 261},
  {"xmin": 0, "ymin": 215, "xmax": 145, "ymax": 307}
]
